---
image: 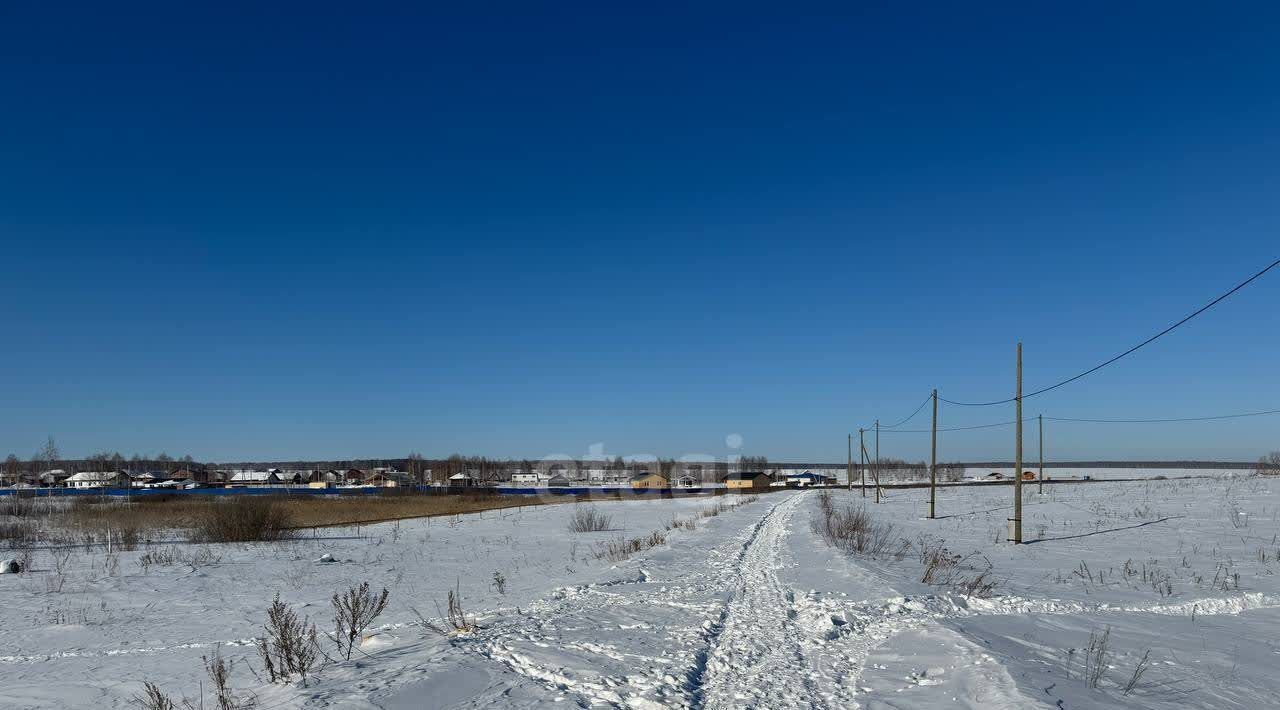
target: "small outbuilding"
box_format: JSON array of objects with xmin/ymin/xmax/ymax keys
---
[{"xmin": 449, "ymin": 472, "xmax": 476, "ymax": 487}]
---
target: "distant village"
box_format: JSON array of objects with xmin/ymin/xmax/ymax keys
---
[
  {"xmin": 1, "ymin": 461, "xmax": 858, "ymax": 491},
  {"xmin": 0, "ymin": 440, "xmax": 977, "ymax": 492}
]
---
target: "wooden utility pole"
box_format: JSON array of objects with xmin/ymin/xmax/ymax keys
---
[
  {"xmin": 874, "ymin": 419, "xmax": 881, "ymax": 504},
  {"xmin": 859, "ymin": 428, "xmax": 866, "ymax": 497},
  {"xmin": 929, "ymin": 389, "xmax": 938, "ymax": 519},
  {"xmin": 1039, "ymin": 414, "xmax": 1044, "ymax": 495},
  {"xmin": 1012, "ymin": 342, "xmax": 1023, "ymax": 543},
  {"xmin": 847, "ymin": 434, "xmax": 853, "ymax": 491}
]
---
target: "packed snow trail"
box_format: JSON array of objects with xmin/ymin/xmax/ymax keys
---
[
  {"xmin": 434, "ymin": 492, "xmax": 819, "ymax": 708},
  {"xmin": 694, "ymin": 493, "xmax": 825, "ymax": 708}
]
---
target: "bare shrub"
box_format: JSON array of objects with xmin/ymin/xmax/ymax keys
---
[
  {"xmin": 490, "ymin": 571, "xmax": 507, "ymax": 595},
  {"xmin": 133, "ymin": 648, "xmax": 253, "ymax": 710},
  {"xmin": 331, "ymin": 582, "xmax": 390, "ymax": 660},
  {"xmin": 954, "ymin": 569, "xmax": 999, "ymax": 598},
  {"xmin": 132, "ymin": 682, "xmax": 178, "ymax": 710},
  {"xmin": 257, "ymin": 593, "xmax": 320, "ymax": 687},
  {"xmin": 205, "ymin": 647, "xmax": 255, "ymax": 710},
  {"xmin": 1122, "ymin": 649, "xmax": 1151, "ymax": 696},
  {"xmin": 816, "ymin": 490, "xmax": 834, "ymax": 518},
  {"xmin": 912, "ymin": 534, "xmax": 999, "ymax": 597},
  {"xmin": 566, "ymin": 506, "xmax": 613, "ymax": 533},
  {"xmin": 1084, "ymin": 626, "xmax": 1111, "ymax": 689},
  {"xmin": 918, "ymin": 536, "xmax": 961, "ymax": 584},
  {"xmin": 192, "ymin": 497, "xmax": 294, "ymax": 543}
]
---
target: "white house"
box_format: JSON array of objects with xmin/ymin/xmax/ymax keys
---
[
  {"xmin": 64, "ymin": 471, "xmax": 128, "ymax": 489},
  {"xmin": 786, "ymin": 471, "xmax": 836, "ymax": 487},
  {"xmin": 510, "ymin": 472, "xmax": 541, "ymax": 484}
]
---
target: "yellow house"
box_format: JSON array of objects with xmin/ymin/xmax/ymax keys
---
[
  {"xmin": 630, "ymin": 472, "xmax": 669, "ymax": 489},
  {"xmin": 724, "ymin": 472, "xmax": 771, "ymax": 490}
]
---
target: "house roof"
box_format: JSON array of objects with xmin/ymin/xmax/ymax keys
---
[
  {"xmin": 630, "ymin": 471, "xmax": 666, "ymax": 481},
  {"xmin": 449, "ymin": 472, "xmax": 473, "ymax": 479},
  {"xmin": 788, "ymin": 471, "xmax": 833, "ymax": 479},
  {"xmin": 724, "ymin": 471, "xmax": 768, "ymax": 481},
  {"xmin": 229, "ymin": 470, "xmax": 276, "ymax": 482},
  {"xmin": 65, "ymin": 471, "xmax": 125, "ymax": 482}
]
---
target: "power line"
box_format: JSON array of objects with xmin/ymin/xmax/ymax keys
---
[
  {"xmin": 876, "ymin": 407, "xmax": 1280, "ymax": 433},
  {"xmin": 878, "ymin": 417, "xmax": 1034, "ymax": 433},
  {"xmin": 873, "ymin": 393, "xmax": 934, "ymax": 429},
  {"xmin": 939, "ymin": 258, "xmax": 1280, "ymax": 407},
  {"xmin": 1046, "ymin": 408, "xmax": 1280, "ymax": 424}
]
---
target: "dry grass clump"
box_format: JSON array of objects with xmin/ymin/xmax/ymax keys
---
[
  {"xmin": 0, "ymin": 519, "xmax": 39, "ymax": 549},
  {"xmin": 813, "ymin": 499, "xmax": 909, "ymax": 560},
  {"xmin": 278, "ymin": 492, "xmax": 560, "ymax": 528},
  {"xmin": 192, "ymin": 497, "xmax": 295, "ymax": 543},
  {"xmin": 1, "ymin": 492, "xmax": 51, "ymax": 518},
  {"xmin": 814, "ymin": 492, "xmax": 996, "ymax": 596},
  {"xmin": 566, "ymin": 506, "xmax": 613, "ymax": 532},
  {"xmin": 417, "ymin": 581, "xmax": 477, "ymax": 636},
  {"xmin": 594, "ymin": 530, "xmax": 667, "ymax": 562}
]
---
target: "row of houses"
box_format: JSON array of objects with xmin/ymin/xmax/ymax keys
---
[
  {"xmin": 18, "ymin": 465, "xmax": 837, "ymax": 491},
  {"xmin": 48, "ymin": 467, "xmax": 415, "ymax": 490},
  {"xmin": 595, "ymin": 469, "xmax": 835, "ymax": 490}
]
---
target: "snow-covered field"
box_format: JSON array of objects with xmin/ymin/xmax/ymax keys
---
[{"xmin": 3, "ymin": 476, "xmax": 1279, "ymax": 709}]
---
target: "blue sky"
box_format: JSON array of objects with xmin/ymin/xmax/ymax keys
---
[{"xmin": 1, "ymin": 3, "xmax": 1277, "ymax": 462}]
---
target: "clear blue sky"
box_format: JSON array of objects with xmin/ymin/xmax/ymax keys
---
[{"xmin": 1, "ymin": 2, "xmax": 1277, "ymax": 463}]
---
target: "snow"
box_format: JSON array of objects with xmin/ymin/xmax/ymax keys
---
[{"xmin": 3, "ymin": 476, "xmax": 1280, "ymax": 708}]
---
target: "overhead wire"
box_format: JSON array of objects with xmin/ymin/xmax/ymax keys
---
[
  {"xmin": 877, "ymin": 417, "xmax": 1035, "ymax": 434},
  {"xmin": 1045, "ymin": 408, "xmax": 1280, "ymax": 424},
  {"xmin": 872, "ymin": 392, "xmax": 934, "ymax": 430},
  {"xmin": 938, "ymin": 258, "xmax": 1279, "ymax": 407}
]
